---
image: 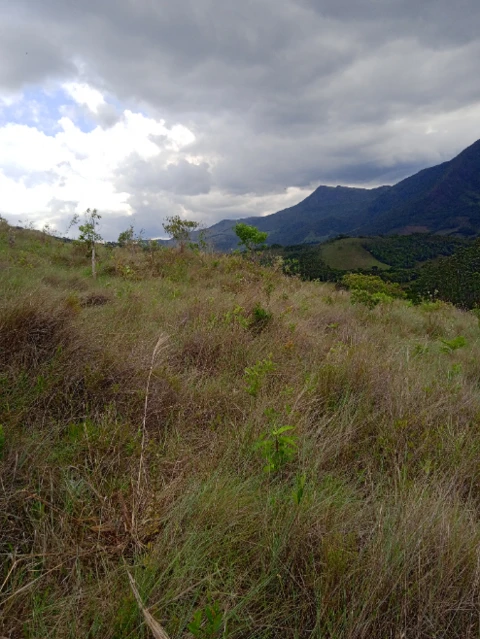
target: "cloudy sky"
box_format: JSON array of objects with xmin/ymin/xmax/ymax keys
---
[{"xmin": 1, "ymin": 0, "xmax": 480, "ymax": 239}]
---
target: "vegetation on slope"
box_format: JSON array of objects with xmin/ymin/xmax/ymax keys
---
[
  {"xmin": 2, "ymin": 219, "xmax": 480, "ymax": 637},
  {"xmin": 319, "ymin": 237, "xmax": 389, "ymax": 271},
  {"xmin": 411, "ymin": 238, "xmax": 480, "ymax": 308},
  {"xmin": 365, "ymin": 234, "xmax": 471, "ymax": 269}
]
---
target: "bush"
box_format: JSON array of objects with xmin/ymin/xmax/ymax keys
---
[
  {"xmin": 342, "ymin": 273, "xmax": 406, "ymax": 298},
  {"xmin": 350, "ymin": 289, "xmax": 394, "ymax": 309}
]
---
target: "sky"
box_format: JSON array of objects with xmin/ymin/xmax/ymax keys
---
[{"xmin": 1, "ymin": 0, "xmax": 480, "ymax": 240}]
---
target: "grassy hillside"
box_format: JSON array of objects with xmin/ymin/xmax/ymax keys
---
[
  {"xmin": 3, "ymin": 219, "xmax": 480, "ymax": 638},
  {"xmin": 319, "ymin": 237, "xmax": 390, "ymax": 270}
]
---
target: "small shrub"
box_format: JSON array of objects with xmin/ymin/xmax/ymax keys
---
[
  {"xmin": 342, "ymin": 273, "xmax": 405, "ymax": 298},
  {"xmin": 251, "ymin": 303, "xmax": 272, "ymax": 330},
  {"xmin": 224, "ymin": 305, "xmax": 250, "ymax": 329},
  {"xmin": 255, "ymin": 424, "xmax": 297, "ymax": 473},
  {"xmin": 244, "ymin": 355, "xmax": 276, "ymax": 397},
  {"xmin": 350, "ymin": 289, "xmax": 394, "ymax": 309}
]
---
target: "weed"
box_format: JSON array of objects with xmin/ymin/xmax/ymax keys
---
[
  {"xmin": 224, "ymin": 305, "xmax": 249, "ymax": 329},
  {"xmin": 440, "ymin": 335, "xmax": 467, "ymax": 353},
  {"xmin": 255, "ymin": 425, "xmax": 297, "ymax": 473},
  {"xmin": 255, "ymin": 407, "xmax": 297, "ymax": 472},
  {"xmin": 447, "ymin": 363, "xmax": 462, "ymax": 380},
  {"xmin": 413, "ymin": 344, "xmax": 429, "ymax": 356},
  {"xmin": 244, "ymin": 354, "xmax": 276, "ymax": 397},
  {"xmin": 251, "ymin": 303, "xmax": 273, "ymax": 330},
  {"xmin": 292, "ymin": 473, "xmax": 306, "ymax": 505},
  {"xmin": 187, "ymin": 602, "xmax": 223, "ymax": 638}
]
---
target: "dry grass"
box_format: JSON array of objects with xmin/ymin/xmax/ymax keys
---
[{"xmin": 1, "ymin": 224, "xmax": 480, "ymax": 637}]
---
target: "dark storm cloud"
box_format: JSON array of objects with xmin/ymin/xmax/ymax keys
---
[
  {"xmin": 0, "ymin": 18, "xmax": 74, "ymax": 91},
  {"xmin": 2, "ymin": 0, "xmax": 480, "ymax": 229},
  {"xmin": 118, "ymin": 156, "xmax": 212, "ymax": 196}
]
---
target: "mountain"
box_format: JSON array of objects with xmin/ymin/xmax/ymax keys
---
[
  {"xmin": 359, "ymin": 139, "xmax": 480, "ymax": 236},
  {"xmin": 202, "ymin": 185, "xmax": 389, "ymax": 251},
  {"xmin": 201, "ymin": 139, "xmax": 480, "ymax": 250}
]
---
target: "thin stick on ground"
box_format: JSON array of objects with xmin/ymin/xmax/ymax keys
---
[
  {"xmin": 137, "ymin": 334, "xmax": 169, "ymax": 491},
  {"xmin": 127, "ymin": 571, "xmax": 171, "ymax": 639}
]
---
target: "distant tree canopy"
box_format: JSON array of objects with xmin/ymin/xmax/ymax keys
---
[
  {"xmin": 365, "ymin": 234, "xmax": 470, "ymax": 269},
  {"xmin": 117, "ymin": 225, "xmax": 135, "ymax": 248},
  {"xmin": 234, "ymin": 223, "xmax": 268, "ymax": 252},
  {"xmin": 163, "ymin": 215, "xmax": 199, "ymax": 250},
  {"xmin": 117, "ymin": 225, "xmax": 145, "ymax": 250},
  {"xmin": 409, "ymin": 239, "xmax": 480, "ymax": 308}
]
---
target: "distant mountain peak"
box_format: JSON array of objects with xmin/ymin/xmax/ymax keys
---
[{"xmin": 201, "ymin": 139, "xmax": 480, "ymax": 250}]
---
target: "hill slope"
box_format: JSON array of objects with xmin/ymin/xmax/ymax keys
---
[
  {"xmin": 3, "ymin": 220, "xmax": 480, "ymax": 637},
  {"xmin": 202, "ymin": 185, "xmax": 389, "ymax": 250},
  {"xmin": 319, "ymin": 237, "xmax": 390, "ymax": 270},
  {"xmin": 361, "ymin": 139, "xmax": 480, "ymax": 235}
]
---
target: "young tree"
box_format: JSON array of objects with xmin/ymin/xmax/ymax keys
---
[
  {"xmin": 234, "ymin": 223, "xmax": 268, "ymax": 252},
  {"xmin": 118, "ymin": 224, "xmax": 145, "ymax": 250},
  {"xmin": 163, "ymin": 215, "xmax": 199, "ymax": 251},
  {"xmin": 70, "ymin": 208, "xmax": 103, "ymax": 278},
  {"xmin": 117, "ymin": 224, "xmax": 135, "ymax": 248}
]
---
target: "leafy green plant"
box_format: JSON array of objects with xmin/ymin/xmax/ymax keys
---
[
  {"xmin": 224, "ymin": 305, "xmax": 250, "ymax": 329},
  {"xmin": 447, "ymin": 363, "xmax": 462, "ymax": 380},
  {"xmin": 244, "ymin": 355, "xmax": 276, "ymax": 397},
  {"xmin": 187, "ymin": 602, "xmax": 223, "ymax": 638},
  {"xmin": 255, "ymin": 424, "xmax": 297, "ymax": 473},
  {"xmin": 251, "ymin": 303, "xmax": 272, "ymax": 330},
  {"xmin": 440, "ymin": 335, "xmax": 467, "ymax": 353}
]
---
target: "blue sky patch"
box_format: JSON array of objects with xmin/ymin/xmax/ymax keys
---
[{"xmin": 0, "ymin": 87, "xmax": 105, "ymax": 135}]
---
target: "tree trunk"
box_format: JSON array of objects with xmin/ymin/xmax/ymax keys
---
[{"xmin": 92, "ymin": 242, "xmax": 97, "ymax": 279}]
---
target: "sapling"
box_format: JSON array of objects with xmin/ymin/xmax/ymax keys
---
[{"xmin": 69, "ymin": 208, "xmax": 103, "ymax": 278}]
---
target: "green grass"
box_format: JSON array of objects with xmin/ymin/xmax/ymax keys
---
[
  {"xmin": 3, "ymin": 219, "xmax": 480, "ymax": 637},
  {"xmin": 320, "ymin": 237, "xmax": 390, "ymax": 270}
]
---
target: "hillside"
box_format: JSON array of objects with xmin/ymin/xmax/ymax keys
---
[
  {"xmin": 200, "ymin": 138, "xmax": 480, "ymax": 250},
  {"xmin": 3, "ymin": 219, "xmax": 480, "ymax": 638},
  {"xmin": 360, "ymin": 139, "xmax": 480, "ymax": 235},
  {"xmin": 319, "ymin": 237, "xmax": 390, "ymax": 270},
  {"xmin": 201, "ymin": 185, "xmax": 389, "ymax": 250}
]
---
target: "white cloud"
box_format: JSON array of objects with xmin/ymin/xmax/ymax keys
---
[
  {"xmin": 0, "ymin": 85, "xmax": 200, "ymax": 234},
  {"xmin": 2, "ymin": 0, "xmax": 480, "ymax": 239},
  {"xmin": 64, "ymin": 82, "xmax": 106, "ymax": 112}
]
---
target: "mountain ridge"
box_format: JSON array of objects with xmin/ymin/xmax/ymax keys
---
[{"xmin": 200, "ymin": 139, "xmax": 480, "ymax": 250}]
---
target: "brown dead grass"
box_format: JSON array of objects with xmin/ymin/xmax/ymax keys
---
[{"xmin": 2, "ymin": 228, "xmax": 480, "ymax": 637}]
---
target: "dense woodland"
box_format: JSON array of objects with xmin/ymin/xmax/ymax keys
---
[{"xmin": 364, "ymin": 234, "xmax": 471, "ymax": 268}]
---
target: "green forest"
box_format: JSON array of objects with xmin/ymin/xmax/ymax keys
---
[{"xmin": 263, "ymin": 234, "xmax": 480, "ymax": 309}]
